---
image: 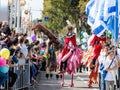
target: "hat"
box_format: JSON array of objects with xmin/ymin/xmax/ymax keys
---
[
  {"xmin": 66, "ymin": 20, "xmax": 72, "ymax": 26},
  {"xmin": 66, "ymin": 20, "xmax": 74, "ymax": 31}
]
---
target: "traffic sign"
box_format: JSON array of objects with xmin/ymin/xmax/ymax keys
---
[{"xmin": 44, "ymin": 17, "xmax": 49, "ymax": 22}]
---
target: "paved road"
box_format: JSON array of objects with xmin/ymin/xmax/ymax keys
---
[{"xmin": 30, "ymin": 71, "xmax": 99, "ymax": 90}]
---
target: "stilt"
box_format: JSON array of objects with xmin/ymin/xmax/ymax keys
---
[
  {"xmin": 69, "ymin": 74, "xmax": 74, "ymax": 87},
  {"xmin": 61, "ymin": 72, "xmax": 64, "ymax": 86},
  {"xmin": 88, "ymin": 79, "xmax": 93, "ymax": 88},
  {"xmin": 88, "ymin": 71, "xmax": 94, "ymax": 88}
]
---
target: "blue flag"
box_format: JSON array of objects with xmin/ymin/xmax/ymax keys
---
[{"xmin": 86, "ymin": 0, "xmax": 119, "ymax": 41}]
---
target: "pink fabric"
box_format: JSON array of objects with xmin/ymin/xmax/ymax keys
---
[
  {"xmin": 62, "ymin": 50, "xmax": 72, "ymax": 62},
  {"xmin": 57, "ymin": 33, "xmax": 82, "ymax": 74},
  {"xmin": 66, "ymin": 48, "xmax": 82, "ymax": 74},
  {"xmin": 57, "ymin": 47, "xmax": 82, "ymax": 74}
]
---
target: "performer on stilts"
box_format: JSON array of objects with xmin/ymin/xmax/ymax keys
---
[
  {"xmin": 84, "ymin": 35, "xmax": 106, "ymax": 88},
  {"xmin": 57, "ymin": 23, "xmax": 82, "ymax": 87},
  {"xmin": 46, "ymin": 40, "xmax": 57, "ymax": 79}
]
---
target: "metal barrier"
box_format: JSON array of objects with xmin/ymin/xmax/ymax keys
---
[
  {"xmin": 14, "ymin": 63, "xmax": 30, "ymax": 90},
  {"xmin": 0, "ymin": 63, "xmax": 30, "ymax": 90}
]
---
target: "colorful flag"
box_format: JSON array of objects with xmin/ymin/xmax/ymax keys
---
[{"xmin": 86, "ymin": 0, "xmax": 119, "ymax": 41}]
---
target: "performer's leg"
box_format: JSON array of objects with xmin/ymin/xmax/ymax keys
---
[
  {"xmin": 90, "ymin": 59, "xmax": 96, "ymax": 70},
  {"xmin": 50, "ymin": 73, "xmax": 53, "ymax": 79},
  {"xmin": 60, "ymin": 62, "xmax": 64, "ymax": 71},
  {"xmin": 56, "ymin": 74, "xmax": 59, "ymax": 80},
  {"xmin": 63, "ymin": 60, "xmax": 67, "ymax": 71},
  {"xmin": 88, "ymin": 71, "xmax": 94, "ymax": 88},
  {"xmin": 79, "ymin": 65, "xmax": 82, "ymax": 73},
  {"xmin": 61, "ymin": 72, "xmax": 64, "ymax": 86},
  {"xmin": 94, "ymin": 70, "xmax": 98, "ymax": 84},
  {"xmin": 69, "ymin": 74, "xmax": 74, "ymax": 87},
  {"xmin": 46, "ymin": 67, "xmax": 49, "ymax": 79},
  {"xmin": 93, "ymin": 62, "xmax": 99, "ymax": 84},
  {"xmin": 58, "ymin": 61, "xmax": 67, "ymax": 74}
]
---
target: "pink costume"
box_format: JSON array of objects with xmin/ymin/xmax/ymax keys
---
[{"xmin": 58, "ymin": 33, "xmax": 82, "ymax": 74}]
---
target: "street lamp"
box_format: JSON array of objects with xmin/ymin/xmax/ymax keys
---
[
  {"xmin": 23, "ymin": 8, "xmax": 32, "ymax": 35},
  {"xmin": 20, "ymin": 0, "xmax": 26, "ymax": 6},
  {"xmin": 8, "ymin": 0, "xmax": 13, "ymax": 5},
  {"xmin": 16, "ymin": 0, "xmax": 26, "ymax": 33},
  {"xmin": 24, "ymin": 9, "xmax": 29, "ymax": 15}
]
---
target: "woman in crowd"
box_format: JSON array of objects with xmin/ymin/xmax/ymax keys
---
[
  {"xmin": 104, "ymin": 47, "xmax": 119, "ymax": 90},
  {"xmin": 98, "ymin": 44, "xmax": 109, "ymax": 90}
]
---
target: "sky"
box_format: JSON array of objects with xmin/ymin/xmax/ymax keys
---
[
  {"xmin": 23, "ymin": 0, "xmax": 44, "ymax": 20},
  {"xmin": 0, "ymin": 0, "xmax": 9, "ymax": 21}
]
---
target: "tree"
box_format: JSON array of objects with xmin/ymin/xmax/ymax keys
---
[
  {"xmin": 42, "ymin": 0, "xmax": 80, "ymax": 34},
  {"xmin": 42, "ymin": 0, "xmax": 91, "ymax": 36},
  {"xmin": 78, "ymin": 0, "xmax": 89, "ymax": 12},
  {"xmin": 70, "ymin": 0, "xmax": 79, "ymax": 6},
  {"xmin": 77, "ymin": 0, "xmax": 91, "ymax": 35}
]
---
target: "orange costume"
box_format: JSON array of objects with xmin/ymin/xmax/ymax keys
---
[{"xmin": 83, "ymin": 35, "xmax": 106, "ymax": 88}]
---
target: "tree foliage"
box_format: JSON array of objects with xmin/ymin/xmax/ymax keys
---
[
  {"xmin": 78, "ymin": 0, "xmax": 89, "ymax": 13},
  {"xmin": 42, "ymin": 0, "xmax": 80, "ymax": 34},
  {"xmin": 42, "ymin": 0, "xmax": 90, "ymax": 35}
]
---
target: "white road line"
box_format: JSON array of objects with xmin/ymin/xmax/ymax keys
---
[{"xmin": 84, "ymin": 81, "xmax": 87, "ymax": 83}]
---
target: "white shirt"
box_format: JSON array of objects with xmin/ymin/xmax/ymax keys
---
[
  {"xmin": 18, "ymin": 43, "xmax": 28, "ymax": 58},
  {"xmin": 98, "ymin": 52, "xmax": 106, "ymax": 73},
  {"xmin": 104, "ymin": 57, "xmax": 116, "ymax": 81}
]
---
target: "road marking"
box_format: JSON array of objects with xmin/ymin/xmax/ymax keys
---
[
  {"xmin": 84, "ymin": 81, "xmax": 87, "ymax": 83},
  {"xmin": 78, "ymin": 77, "xmax": 88, "ymax": 84}
]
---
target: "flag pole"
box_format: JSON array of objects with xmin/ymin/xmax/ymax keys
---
[
  {"xmin": 115, "ymin": 0, "xmax": 118, "ymax": 43},
  {"xmin": 115, "ymin": 0, "xmax": 120, "ymax": 89}
]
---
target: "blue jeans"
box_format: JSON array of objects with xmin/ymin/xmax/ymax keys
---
[
  {"xmin": 101, "ymin": 73, "xmax": 106, "ymax": 90},
  {"xmin": 0, "ymin": 71, "xmax": 8, "ymax": 86},
  {"xmin": 31, "ymin": 64, "xmax": 37, "ymax": 77},
  {"xmin": 98, "ymin": 73, "xmax": 101, "ymax": 89}
]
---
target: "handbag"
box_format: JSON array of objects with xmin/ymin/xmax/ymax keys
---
[
  {"xmin": 102, "ymin": 57, "xmax": 115, "ymax": 79},
  {"xmin": 100, "ymin": 57, "xmax": 107, "ymax": 71},
  {"xmin": 102, "ymin": 70, "xmax": 108, "ymax": 79},
  {"xmin": 100, "ymin": 63, "xmax": 104, "ymax": 71}
]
